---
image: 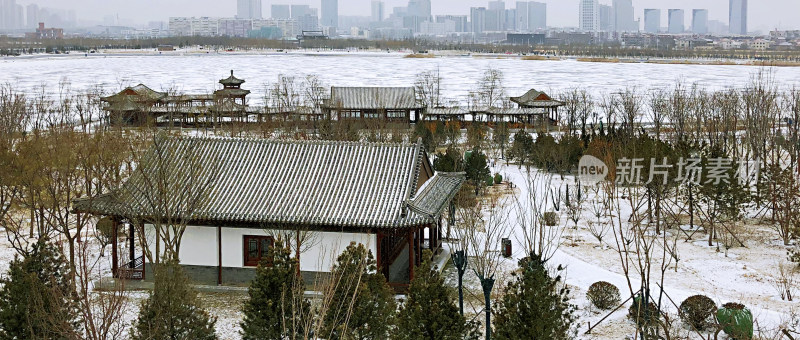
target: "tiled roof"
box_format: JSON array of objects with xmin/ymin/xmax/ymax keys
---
[
  {"xmin": 406, "ymin": 172, "xmax": 465, "ymax": 218},
  {"xmin": 324, "ymin": 87, "xmax": 422, "ymax": 110},
  {"xmin": 425, "ymin": 107, "xmax": 469, "ymax": 115},
  {"xmin": 510, "ymin": 88, "xmax": 564, "ymax": 107},
  {"xmin": 73, "ymin": 136, "xmax": 464, "ymax": 229},
  {"xmin": 101, "ymin": 84, "xmax": 168, "ymax": 103},
  {"xmin": 219, "ymin": 70, "xmax": 245, "ymax": 86}
]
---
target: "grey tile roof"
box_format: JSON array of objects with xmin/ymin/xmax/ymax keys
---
[
  {"xmin": 324, "ymin": 87, "xmax": 422, "ymax": 110},
  {"xmin": 73, "ymin": 136, "xmax": 464, "ymax": 229},
  {"xmin": 510, "ymin": 88, "xmax": 564, "ymax": 107},
  {"xmin": 425, "ymin": 107, "xmax": 469, "ymax": 115},
  {"xmin": 406, "ymin": 172, "xmax": 466, "ymax": 218}
]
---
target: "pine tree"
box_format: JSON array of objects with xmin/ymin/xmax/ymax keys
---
[
  {"xmin": 493, "ymin": 254, "xmax": 576, "ymax": 340},
  {"xmin": 240, "ymin": 240, "xmax": 310, "ymax": 340},
  {"xmin": 131, "ymin": 261, "xmax": 217, "ymax": 340},
  {"xmin": 0, "ymin": 240, "xmax": 82, "ymax": 339},
  {"xmin": 394, "ymin": 250, "xmax": 480, "ymax": 340},
  {"xmin": 322, "ymin": 243, "xmax": 396, "ymax": 340},
  {"xmin": 465, "ymin": 148, "xmax": 490, "ymax": 196}
]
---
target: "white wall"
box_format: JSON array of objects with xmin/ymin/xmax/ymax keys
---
[{"xmin": 143, "ymin": 224, "xmax": 377, "ymax": 273}]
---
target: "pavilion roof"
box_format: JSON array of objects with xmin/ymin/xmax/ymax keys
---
[
  {"xmin": 323, "ymin": 87, "xmax": 422, "ymax": 110},
  {"xmin": 73, "ymin": 136, "xmax": 463, "ymax": 229},
  {"xmin": 219, "ymin": 70, "xmax": 245, "ymax": 86},
  {"xmin": 101, "ymin": 84, "xmax": 168, "ymax": 103},
  {"xmin": 510, "ymin": 88, "xmax": 564, "ymax": 107}
]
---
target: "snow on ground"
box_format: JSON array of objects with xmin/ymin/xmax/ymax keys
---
[{"xmin": 479, "ymin": 161, "xmax": 800, "ymax": 339}]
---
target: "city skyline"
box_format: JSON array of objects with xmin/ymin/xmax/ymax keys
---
[{"xmin": 0, "ymin": 0, "xmax": 795, "ymax": 32}]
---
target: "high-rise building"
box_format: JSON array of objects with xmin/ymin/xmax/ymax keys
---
[
  {"xmin": 515, "ymin": 2, "xmax": 529, "ymax": 31},
  {"xmin": 435, "ymin": 15, "xmax": 468, "ymax": 32},
  {"xmin": 470, "ymin": 7, "xmax": 486, "ymax": 34},
  {"xmin": 291, "ymin": 5, "xmax": 312, "ymax": 18},
  {"xmin": 643, "ymin": 9, "xmax": 660, "ymax": 33},
  {"xmin": 321, "ymin": 0, "xmax": 338, "ymax": 30},
  {"xmin": 416, "ymin": 0, "xmax": 431, "ymax": 22},
  {"xmin": 692, "ymin": 9, "xmax": 708, "ymax": 34},
  {"xmin": 237, "ymin": 0, "xmax": 262, "ymax": 20},
  {"xmin": 729, "ymin": 0, "xmax": 747, "ymax": 35},
  {"xmin": 668, "ymin": 9, "xmax": 684, "ymax": 34},
  {"xmin": 598, "ymin": 4, "xmax": 612, "ymax": 31},
  {"xmin": 1, "ymin": 0, "xmax": 19, "ymax": 29},
  {"xmin": 371, "ymin": 1, "xmax": 384, "ymax": 22},
  {"xmin": 612, "ymin": 0, "xmax": 636, "ymax": 32},
  {"xmin": 486, "ymin": 1, "xmax": 505, "ymax": 31},
  {"xmin": 579, "ymin": 0, "xmax": 599, "ymax": 32},
  {"xmin": 529, "ymin": 2, "xmax": 546, "ymax": 31},
  {"xmin": 271, "ymin": 5, "xmax": 290, "ymax": 19},
  {"xmin": 26, "ymin": 4, "xmax": 38, "ymax": 28},
  {"xmin": 505, "ymin": 9, "xmax": 516, "ymax": 31}
]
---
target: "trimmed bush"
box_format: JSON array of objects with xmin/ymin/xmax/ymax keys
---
[
  {"xmin": 586, "ymin": 281, "xmax": 621, "ymax": 310},
  {"xmin": 543, "ymin": 212, "xmax": 559, "ymax": 226},
  {"xmin": 494, "ymin": 173, "xmax": 503, "ymax": 184},
  {"xmin": 679, "ymin": 295, "xmax": 716, "ymax": 331},
  {"xmin": 628, "ymin": 295, "xmax": 660, "ymax": 327},
  {"xmin": 485, "ymin": 175, "xmax": 495, "ymax": 187},
  {"xmin": 717, "ymin": 302, "xmax": 753, "ymax": 340}
]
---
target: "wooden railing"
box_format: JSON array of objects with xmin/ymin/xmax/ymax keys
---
[{"xmin": 118, "ymin": 255, "xmax": 145, "ymax": 280}]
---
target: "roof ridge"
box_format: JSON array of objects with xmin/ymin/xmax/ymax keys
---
[{"xmin": 170, "ymin": 134, "xmax": 419, "ymax": 148}]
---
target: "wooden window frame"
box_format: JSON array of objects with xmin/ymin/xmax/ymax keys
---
[{"xmin": 243, "ymin": 235, "xmax": 274, "ymax": 267}]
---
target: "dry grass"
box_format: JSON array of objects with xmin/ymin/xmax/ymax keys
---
[
  {"xmin": 521, "ymin": 55, "xmax": 561, "ymax": 61},
  {"xmin": 404, "ymin": 53, "xmax": 435, "ymax": 58}
]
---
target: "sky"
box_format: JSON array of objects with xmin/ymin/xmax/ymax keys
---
[{"xmin": 16, "ymin": 0, "xmax": 800, "ymax": 32}]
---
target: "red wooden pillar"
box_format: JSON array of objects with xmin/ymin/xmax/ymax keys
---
[
  {"xmin": 111, "ymin": 218, "xmax": 118, "ymax": 278},
  {"xmin": 129, "ymin": 223, "xmax": 135, "ymax": 264}
]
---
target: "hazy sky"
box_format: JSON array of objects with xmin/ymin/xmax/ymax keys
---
[{"xmin": 18, "ymin": 0, "xmax": 799, "ymax": 31}]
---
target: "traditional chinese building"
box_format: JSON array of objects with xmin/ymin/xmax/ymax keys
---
[
  {"xmin": 100, "ymin": 71, "xmax": 252, "ymax": 126},
  {"xmin": 322, "ymin": 87, "xmax": 424, "ymax": 125},
  {"xmin": 509, "ymin": 89, "xmax": 564, "ymax": 125},
  {"xmin": 73, "ymin": 135, "xmax": 463, "ymax": 290}
]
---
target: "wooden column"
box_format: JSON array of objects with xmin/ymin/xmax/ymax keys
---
[
  {"xmin": 129, "ymin": 223, "xmax": 135, "ymax": 264},
  {"xmin": 111, "ymin": 218, "xmax": 118, "ymax": 278},
  {"xmin": 407, "ymin": 230, "xmax": 414, "ymax": 281},
  {"xmin": 217, "ymin": 226, "xmax": 222, "ymax": 285}
]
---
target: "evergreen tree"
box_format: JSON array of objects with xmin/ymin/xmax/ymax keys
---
[
  {"xmin": 493, "ymin": 122, "xmax": 511, "ymax": 159},
  {"xmin": 322, "ymin": 243, "xmax": 396, "ymax": 340},
  {"xmin": 508, "ymin": 131, "xmax": 534, "ymax": 167},
  {"xmin": 240, "ymin": 240, "xmax": 310, "ymax": 340},
  {"xmin": 493, "ymin": 254, "xmax": 576, "ymax": 340},
  {"xmin": 433, "ymin": 147, "xmax": 465, "ymax": 173},
  {"xmin": 131, "ymin": 261, "xmax": 217, "ymax": 340},
  {"xmin": 0, "ymin": 240, "xmax": 82, "ymax": 339},
  {"xmin": 394, "ymin": 250, "xmax": 480, "ymax": 340},
  {"xmin": 465, "ymin": 148, "xmax": 490, "ymax": 196}
]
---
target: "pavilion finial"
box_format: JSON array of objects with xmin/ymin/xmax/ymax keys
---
[{"xmin": 231, "ymin": 70, "xmax": 234, "ymax": 76}]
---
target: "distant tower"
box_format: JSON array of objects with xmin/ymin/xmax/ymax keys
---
[
  {"xmin": 612, "ymin": 0, "xmax": 635, "ymax": 32},
  {"xmin": 643, "ymin": 9, "xmax": 660, "ymax": 33},
  {"xmin": 528, "ymin": 2, "xmax": 546, "ymax": 31},
  {"xmin": 729, "ymin": 0, "xmax": 747, "ymax": 35},
  {"xmin": 371, "ymin": 1, "xmax": 385, "ymax": 22},
  {"xmin": 579, "ymin": 0, "xmax": 599, "ymax": 32},
  {"xmin": 668, "ymin": 9, "xmax": 684, "ymax": 34},
  {"xmin": 321, "ymin": 0, "xmax": 338, "ymax": 30},
  {"xmin": 692, "ymin": 9, "xmax": 708, "ymax": 34},
  {"xmin": 237, "ymin": 0, "xmax": 262, "ymax": 20}
]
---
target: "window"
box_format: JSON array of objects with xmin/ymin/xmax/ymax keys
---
[{"xmin": 243, "ymin": 235, "xmax": 274, "ymax": 267}]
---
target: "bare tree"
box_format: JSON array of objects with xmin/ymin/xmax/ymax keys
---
[{"xmin": 415, "ymin": 68, "xmax": 442, "ymax": 109}]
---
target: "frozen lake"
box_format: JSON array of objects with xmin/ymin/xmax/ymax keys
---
[{"xmin": 2, "ymin": 51, "xmax": 800, "ymax": 105}]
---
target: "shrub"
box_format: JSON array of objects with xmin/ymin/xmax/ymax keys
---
[
  {"xmin": 485, "ymin": 175, "xmax": 495, "ymax": 187},
  {"xmin": 586, "ymin": 281, "xmax": 620, "ymax": 310},
  {"xmin": 628, "ymin": 295, "xmax": 660, "ymax": 327},
  {"xmin": 717, "ymin": 302, "xmax": 753, "ymax": 340},
  {"xmin": 494, "ymin": 173, "xmax": 503, "ymax": 184},
  {"xmin": 679, "ymin": 295, "xmax": 717, "ymax": 331},
  {"xmin": 543, "ymin": 211, "xmax": 559, "ymax": 226}
]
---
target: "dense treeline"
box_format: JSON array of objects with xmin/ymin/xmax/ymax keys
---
[{"xmin": 2, "ymin": 35, "xmax": 800, "ymax": 61}]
